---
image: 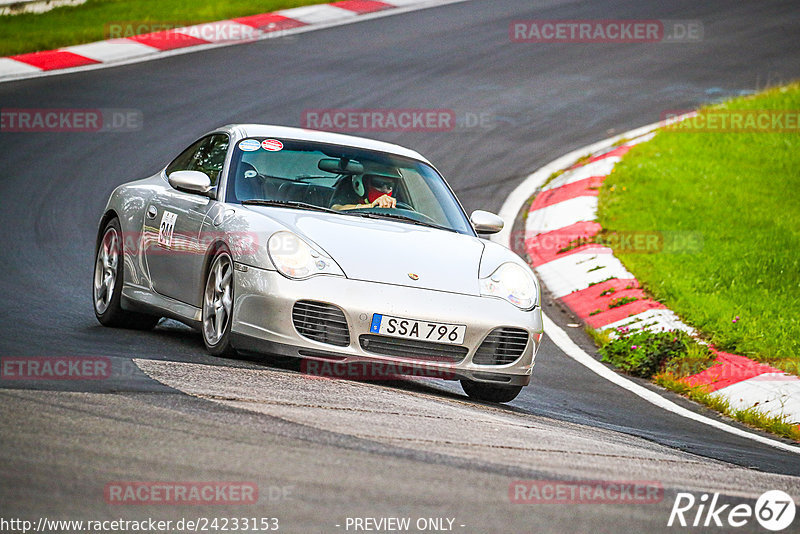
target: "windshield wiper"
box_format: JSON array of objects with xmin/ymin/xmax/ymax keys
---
[
  {"xmin": 241, "ymin": 199, "xmax": 339, "ymax": 214},
  {"xmin": 242, "ymin": 200, "xmax": 455, "ymax": 232},
  {"xmin": 352, "ymin": 211, "xmax": 455, "ymax": 232}
]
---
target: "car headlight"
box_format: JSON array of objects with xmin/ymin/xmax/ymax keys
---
[
  {"xmin": 268, "ymin": 231, "xmax": 344, "ymax": 279},
  {"xmin": 480, "ymin": 262, "xmax": 538, "ymax": 310}
]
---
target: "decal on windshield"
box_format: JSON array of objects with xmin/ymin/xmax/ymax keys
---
[
  {"xmin": 261, "ymin": 139, "xmax": 283, "ymax": 152},
  {"xmin": 238, "ymin": 139, "xmax": 261, "ymax": 151},
  {"xmin": 158, "ymin": 211, "xmax": 177, "ymax": 248}
]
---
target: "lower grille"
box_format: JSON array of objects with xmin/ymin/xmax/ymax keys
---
[
  {"xmin": 292, "ymin": 301, "xmax": 350, "ymax": 347},
  {"xmin": 472, "ymin": 328, "xmax": 529, "ymax": 365},
  {"xmin": 359, "ymin": 334, "xmax": 468, "ymax": 363}
]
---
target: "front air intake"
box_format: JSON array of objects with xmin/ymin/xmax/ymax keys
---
[
  {"xmin": 472, "ymin": 328, "xmax": 529, "ymax": 365},
  {"xmin": 292, "ymin": 301, "xmax": 350, "ymax": 347},
  {"xmin": 359, "ymin": 334, "xmax": 468, "ymax": 363}
]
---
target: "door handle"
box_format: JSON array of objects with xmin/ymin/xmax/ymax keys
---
[{"xmin": 146, "ymin": 205, "xmax": 158, "ymax": 219}]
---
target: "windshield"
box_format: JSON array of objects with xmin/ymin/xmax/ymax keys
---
[{"xmin": 226, "ymin": 138, "xmax": 473, "ymax": 234}]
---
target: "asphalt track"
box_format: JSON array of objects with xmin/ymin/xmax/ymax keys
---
[{"xmin": 1, "ymin": 1, "xmax": 800, "ymax": 532}]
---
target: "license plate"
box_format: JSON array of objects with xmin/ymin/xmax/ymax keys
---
[{"xmin": 370, "ymin": 314, "xmax": 466, "ymax": 345}]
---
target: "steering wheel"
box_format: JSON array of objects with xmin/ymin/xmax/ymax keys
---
[{"xmin": 395, "ymin": 201, "xmax": 414, "ymax": 210}]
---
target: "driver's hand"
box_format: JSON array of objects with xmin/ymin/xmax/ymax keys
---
[{"xmin": 369, "ymin": 194, "xmax": 396, "ymax": 208}]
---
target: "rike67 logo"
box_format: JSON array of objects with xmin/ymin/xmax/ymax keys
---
[{"xmin": 668, "ymin": 490, "xmax": 795, "ymax": 531}]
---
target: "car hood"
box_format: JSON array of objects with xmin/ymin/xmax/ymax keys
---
[{"xmin": 247, "ymin": 207, "xmax": 485, "ymax": 295}]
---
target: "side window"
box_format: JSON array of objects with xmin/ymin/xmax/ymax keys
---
[
  {"xmin": 165, "ymin": 134, "xmax": 230, "ymax": 186},
  {"xmin": 165, "ymin": 138, "xmax": 205, "ymax": 176},
  {"xmin": 191, "ymin": 134, "xmax": 229, "ymax": 185}
]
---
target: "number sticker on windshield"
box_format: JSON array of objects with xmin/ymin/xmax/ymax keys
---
[{"xmin": 158, "ymin": 211, "xmax": 177, "ymax": 248}]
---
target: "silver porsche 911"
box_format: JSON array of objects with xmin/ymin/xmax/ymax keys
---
[{"xmin": 93, "ymin": 124, "xmax": 543, "ymax": 402}]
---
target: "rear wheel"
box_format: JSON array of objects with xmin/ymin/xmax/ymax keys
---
[
  {"xmin": 460, "ymin": 379, "xmax": 523, "ymax": 403},
  {"xmin": 202, "ymin": 250, "xmax": 236, "ymax": 357},
  {"xmin": 93, "ymin": 218, "xmax": 159, "ymax": 329}
]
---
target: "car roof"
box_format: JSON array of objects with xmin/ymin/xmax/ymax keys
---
[{"xmin": 220, "ymin": 124, "xmax": 431, "ymax": 164}]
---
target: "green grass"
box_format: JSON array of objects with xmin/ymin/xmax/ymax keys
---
[
  {"xmin": 598, "ymin": 82, "xmax": 800, "ymax": 374},
  {"xmin": 608, "ymin": 296, "xmax": 637, "ymax": 308},
  {"xmin": 585, "ymin": 325, "xmax": 613, "ymax": 347},
  {"xmin": 598, "ymin": 329, "xmax": 714, "ymax": 379},
  {"xmin": 612, "ymin": 136, "xmax": 631, "ymax": 147},
  {"xmin": 0, "ymin": 0, "xmax": 326, "ymax": 57}
]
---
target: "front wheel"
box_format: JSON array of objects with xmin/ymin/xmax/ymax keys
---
[
  {"xmin": 202, "ymin": 250, "xmax": 236, "ymax": 357},
  {"xmin": 93, "ymin": 218, "xmax": 159, "ymax": 329},
  {"xmin": 460, "ymin": 380, "xmax": 523, "ymax": 403}
]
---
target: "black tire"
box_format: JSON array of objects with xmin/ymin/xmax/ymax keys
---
[
  {"xmin": 201, "ymin": 249, "xmax": 237, "ymax": 358},
  {"xmin": 93, "ymin": 217, "xmax": 159, "ymax": 329},
  {"xmin": 460, "ymin": 379, "xmax": 523, "ymax": 403}
]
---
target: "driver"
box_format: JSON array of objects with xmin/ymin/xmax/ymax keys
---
[{"xmin": 331, "ymin": 173, "xmax": 398, "ymax": 210}]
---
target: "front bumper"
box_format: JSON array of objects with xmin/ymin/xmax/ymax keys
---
[{"xmin": 230, "ymin": 264, "xmax": 543, "ymax": 386}]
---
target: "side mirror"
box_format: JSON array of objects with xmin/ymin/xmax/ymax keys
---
[
  {"xmin": 168, "ymin": 170, "xmax": 213, "ymax": 197},
  {"xmin": 470, "ymin": 210, "xmax": 504, "ymax": 235}
]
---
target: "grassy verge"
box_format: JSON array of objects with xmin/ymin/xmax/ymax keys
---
[
  {"xmin": 654, "ymin": 374, "xmax": 800, "ymax": 441},
  {"xmin": 597, "ymin": 82, "xmax": 800, "ymax": 376},
  {"xmin": 597, "ymin": 329, "xmax": 714, "ymax": 379},
  {"xmin": 0, "ymin": 0, "xmax": 326, "ymax": 57},
  {"xmin": 586, "ymin": 324, "xmax": 800, "ymax": 441},
  {"xmin": 574, "ymin": 82, "xmax": 800, "ymax": 441}
]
